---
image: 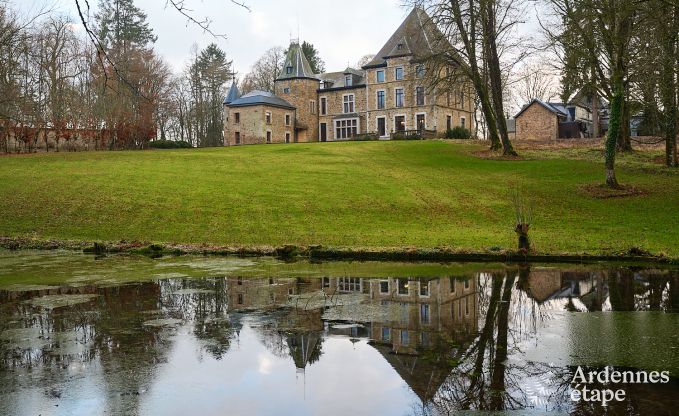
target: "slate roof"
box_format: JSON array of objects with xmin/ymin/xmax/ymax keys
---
[
  {"xmin": 363, "ymin": 7, "xmax": 446, "ymax": 69},
  {"xmin": 277, "ymin": 42, "xmax": 319, "ymax": 81},
  {"xmin": 317, "ymin": 68, "xmax": 366, "ymax": 89},
  {"xmin": 514, "ymin": 99, "xmax": 569, "ymax": 119},
  {"xmin": 228, "ymin": 90, "xmax": 295, "ymax": 110},
  {"xmin": 224, "ymin": 83, "xmax": 240, "ymax": 105}
]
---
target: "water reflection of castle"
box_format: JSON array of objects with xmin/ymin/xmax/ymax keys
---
[
  {"xmin": 3, "ymin": 267, "xmax": 678, "ymax": 415},
  {"xmin": 225, "ymin": 275, "xmax": 480, "ymax": 402}
]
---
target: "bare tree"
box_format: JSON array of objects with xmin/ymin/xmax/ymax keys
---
[
  {"xmin": 240, "ymin": 46, "xmax": 285, "ymax": 94},
  {"xmin": 511, "ymin": 60, "xmax": 559, "ymax": 111},
  {"xmin": 422, "ymin": 0, "xmax": 527, "ymax": 155}
]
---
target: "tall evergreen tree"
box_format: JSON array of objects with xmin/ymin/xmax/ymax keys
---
[
  {"xmin": 96, "ymin": 0, "xmax": 156, "ymax": 51},
  {"xmin": 189, "ymin": 43, "xmax": 232, "ymax": 147}
]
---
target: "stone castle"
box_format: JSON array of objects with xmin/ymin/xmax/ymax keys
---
[{"xmin": 223, "ymin": 7, "xmax": 474, "ymax": 146}]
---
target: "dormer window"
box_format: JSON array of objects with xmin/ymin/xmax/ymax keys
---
[
  {"xmin": 286, "ymin": 65, "xmax": 293, "ymax": 74},
  {"xmin": 345, "ymin": 75, "xmax": 352, "ymax": 87},
  {"xmin": 397, "ymin": 43, "xmax": 403, "ymax": 50}
]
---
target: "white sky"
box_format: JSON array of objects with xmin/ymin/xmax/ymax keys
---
[{"xmin": 13, "ymin": 0, "xmax": 416, "ymax": 76}]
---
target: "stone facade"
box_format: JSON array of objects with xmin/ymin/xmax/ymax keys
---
[
  {"xmin": 317, "ymin": 86, "xmax": 367, "ymax": 141},
  {"xmin": 515, "ymin": 101, "xmax": 560, "ymax": 141},
  {"xmin": 224, "ymin": 104, "xmax": 294, "ymax": 146},
  {"xmin": 274, "ymin": 78, "xmax": 319, "ymax": 143},
  {"xmin": 364, "ymin": 57, "xmax": 474, "ymax": 137},
  {"xmin": 223, "ymin": 7, "xmax": 476, "ymax": 146}
]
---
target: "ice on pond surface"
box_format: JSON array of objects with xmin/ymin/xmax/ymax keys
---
[
  {"xmin": 142, "ymin": 318, "xmax": 183, "ymax": 327},
  {"xmin": 24, "ymin": 294, "xmax": 99, "ymax": 309}
]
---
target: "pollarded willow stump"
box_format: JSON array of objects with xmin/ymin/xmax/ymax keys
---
[{"xmin": 515, "ymin": 223, "xmax": 530, "ymax": 252}]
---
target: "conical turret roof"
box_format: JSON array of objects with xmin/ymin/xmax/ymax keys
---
[
  {"xmin": 224, "ymin": 82, "xmax": 240, "ymax": 105},
  {"xmin": 277, "ymin": 41, "xmax": 318, "ymax": 80}
]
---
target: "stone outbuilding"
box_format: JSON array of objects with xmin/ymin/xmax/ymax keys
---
[{"xmin": 223, "ymin": 87, "xmax": 296, "ymax": 146}]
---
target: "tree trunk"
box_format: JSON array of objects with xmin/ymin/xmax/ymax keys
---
[
  {"xmin": 662, "ymin": 5, "xmax": 679, "ymax": 167},
  {"xmin": 605, "ymin": 82, "xmax": 623, "ymax": 188},
  {"xmin": 482, "ymin": 1, "xmax": 516, "ymax": 156}
]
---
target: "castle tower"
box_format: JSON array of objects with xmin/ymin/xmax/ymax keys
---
[
  {"xmin": 274, "ymin": 42, "xmax": 320, "ymax": 142},
  {"xmin": 223, "ymin": 82, "xmax": 240, "ymax": 146}
]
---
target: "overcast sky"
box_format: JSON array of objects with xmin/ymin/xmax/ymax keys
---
[{"xmin": 13, "ymin": 0, "xmax": 419, "ymax": 76}]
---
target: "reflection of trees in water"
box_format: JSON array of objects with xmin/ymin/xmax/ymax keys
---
[{"xmin": 422, "ymin": 270, "xmax": 579, "ymax": 414}]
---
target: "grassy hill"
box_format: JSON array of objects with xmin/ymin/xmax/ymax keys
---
[{"xmin": 1, "ymin": 140, "xmax": 677, "ymax": 256}]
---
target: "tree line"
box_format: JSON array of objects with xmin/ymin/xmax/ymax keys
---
[{"xmin": 0, "ymin": 0, "xmax": 233, "ymax": 152}]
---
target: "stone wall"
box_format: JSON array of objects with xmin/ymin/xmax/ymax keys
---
[
  {"xmin": 516, "ymin": 102, "xmax": 559, "ymax": 140},
  {"xmin": 317, "ymin": 86, "xmax": 367, "ymax": 141},
  {"xmin": 224, "ymin": 104, "xmax": 294, "ymax": 146},
  {"xmin": 274, "ymin": 78, "xmax": 319, "ymax": 142},
  {"xmin": 364, "ymin": 57, "xmax": 475, "ymax": 136}
]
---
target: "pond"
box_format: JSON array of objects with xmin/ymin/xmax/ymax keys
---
[{"xmin": 0, "ymin": 250, "xmax": 678, "ymax": 415}]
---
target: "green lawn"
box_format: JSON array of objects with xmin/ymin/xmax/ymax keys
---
[{"xmin": 1, "ymin": 140, "xmax": 678, "ymax": 256}]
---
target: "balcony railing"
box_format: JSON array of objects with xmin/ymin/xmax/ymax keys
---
[{"xmin": 390, "ymin": 129, "xmax": 437, "ymax": 140}]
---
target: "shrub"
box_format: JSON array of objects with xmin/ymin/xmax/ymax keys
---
[
  {"xmin": 352, "ymin": 133, "xmax": 379, "ymax": 141},
  {"xmin": 148, "ymin": 140, "xmax": 193, "ymax": 149},
  {"xmin": 445, "ymin": 126, "xmax": 472, "ymax": 140}
]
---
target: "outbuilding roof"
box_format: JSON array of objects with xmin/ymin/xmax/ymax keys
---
[
  {"xmin": 228, "ymin": 90, "xmax": 296, "ymax": 110},
  {"xmin": 514, "ymin": 99, "xmax": 569, "ymax": 119}
]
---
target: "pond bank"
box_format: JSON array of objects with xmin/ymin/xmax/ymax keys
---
[{"xmin": 1, "ymin": 236, "xmax": 676, "ymax": 266}]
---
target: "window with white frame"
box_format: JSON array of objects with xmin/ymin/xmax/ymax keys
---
[
  {"xmin": 310, "ymin": 100, "xmax": 316, "ymax": 114},
  {"xmin": 416, "ymin": 86, "xmax": 425, "ymax": 106},
  {"xmin": 420, "ymin": 304, "xmax": 430, "ymax": 324},
  {"xmin": 377, "ymin": 90, "xmax": 385, "ymax": 109},
  {"xmin": 397, "ymin": 278, "xmax": 409, "ymax": 295},
  {"xmin": 382, "ymin": 327, "xmax": 391, "ymax": 341},
  {"xmin": 395, "ymin": 88, "xmax": 404, "ymax": 107},
  {"xmin": 338, "ymin": 277, "xmax": 361, "ymax": 292},
  {"xmin": 335, "ymin": 119, "xmax": 358, "ymax": 139},
  {"xmin": 345, "ymin": 75, "xmax": 352, "ymax": 86},
  {"xmin": 376, "ymin": 70, "xmax": 385, "ymax": 83},
  {"xmin": 343, "ymin": 94, "xmax": 355, "ymax": 113},
  {"xmin": 419, "ymin": 281, "xmax": 430, "ymax": 297},
  {"xmin": 416, "ymin": 114, "xmax": 426, "ymax": 131},
  {"xmin": 265, "ymin": 112, "xmax": 271, "ymax": 124},
  {"xmin": 395, "ymin": 66, "xmax": 404, "ymax": 80},
  {"xmin": 394, "ymin": 115, "xmax": 406, "ymax": 132},
  {"xmin": 285, "ymin": 114, "xmax": 291, "ymax": 126},
  {"xmin": 400, "ymin": 330, "xmax": 409, "ymax": 345}
]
